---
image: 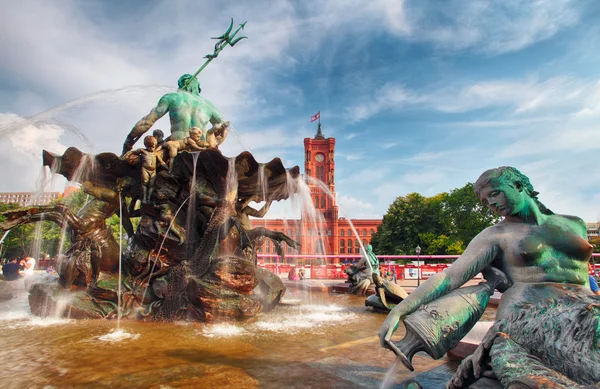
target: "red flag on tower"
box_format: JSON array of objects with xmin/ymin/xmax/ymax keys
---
[{"xmin": 311, "ymin": 111, "xmax": 320, "ymax": 122}]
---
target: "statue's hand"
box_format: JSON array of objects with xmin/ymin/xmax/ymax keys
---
[
  {"xmin": 378, "ymin": 307, "xmax": 403, "ymax": 348},
  {"xmin": 446, "ymin": 327, "xmax": 498, "ymax": 389}
]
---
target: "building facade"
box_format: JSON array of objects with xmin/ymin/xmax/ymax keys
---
[
  {"xmin": 252, "ymin": 124, "xmax": 382, "ymax": 263},
  {"xmin": 0, "ymin": 192, "xmax": 62, "ymax": 207}
]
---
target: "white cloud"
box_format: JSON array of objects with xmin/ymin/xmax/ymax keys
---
[
  {"xmin": 0, "ymin": 114, "xmax": 70, "ymax": 192},
  {"xmin": 401, "ymin": 0, "xmax": 582, "ymax": 54},
  {"xmin": 344, "ymin": 75, "xmax": 596, "ymax": 122}
]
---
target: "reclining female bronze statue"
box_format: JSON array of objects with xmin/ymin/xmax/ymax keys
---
[{"xmin": 379, "ymin": 166, "xmax": 599, "ymax": 388}]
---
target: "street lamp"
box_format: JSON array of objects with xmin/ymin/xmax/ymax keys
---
[{"xmin": 415, "ymin": 245, "xmax": 421, "ymax": 286}]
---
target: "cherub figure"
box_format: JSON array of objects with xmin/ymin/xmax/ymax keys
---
[
  {"xmin": 162, "ymin": 127, "xmax": 210, "ymax": 171},
  {"xmin": 206, "ymin": 121, "xmax": 230, "ymax": 149},
  {"xmin": 123, "ymin": 135, "xmax": 168, "ymax": 203}
]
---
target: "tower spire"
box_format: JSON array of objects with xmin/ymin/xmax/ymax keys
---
[{"xmin": 315, "ymin": 121, "xmax": 324, "ymax": 139}]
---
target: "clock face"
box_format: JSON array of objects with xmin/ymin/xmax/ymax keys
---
[{"xmin": 315, "ymin": 153, "xmax": 325, "ymax": 162}]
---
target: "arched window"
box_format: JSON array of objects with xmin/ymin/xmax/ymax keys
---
[
  {"xmin": 314, "ymin": 196, "xmax": 319, "ymax": 208},
  {"xmin": 328, "ymin": 229, "xmax": 332, "ymax": 236},
  {"xmin": 362, "ymin": 240, "xmax": 367, "ymax": 246},
  {"xmin": 348, "ymin": 229, "xmax": 352, "ymax": 236},
  {"xmin": 370, "ymin": 229, "xmax": 374, "ymax": 236},
  {"xmin": 340, "ymin": 230, "xmax": 345, "ymax": 236},
  {"xmin": 348, "ymin": 239, "xmax": 353, "ymax": 252},
  {"xmin": 266, "ymin": 240, "xmax": 271, "ymax": 253},
  {"xmin": 355, "ymin": 240, "xmax": 360, "ymax": 254},
  {"xmin": 362, "ymin": 229, "xmax": 367, "ymax": 236},
  {"xmin": 321, "ymin": 196, "xmax": 326, "ymax": 208}
]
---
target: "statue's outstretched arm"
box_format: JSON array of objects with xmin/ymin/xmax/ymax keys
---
[
  {"xmin": 82, "ymin": 181, "xmax": 118, "ymax": 205},
  {"xmin": 0, "ymin": 205, "xmax": 81, "ymax": 231},
  {"xmin": 378, "ymin": 229, "xmax": 499, "ymax": 348},
  {"xmin": 122, "ymin": 97, "xmax": 170, "ymax": 154}
]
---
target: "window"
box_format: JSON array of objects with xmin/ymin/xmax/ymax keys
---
[
  {"xmin": 321, "ymin": 196, "xmax": 325, "ymax": 208},
  {"xmin": 328, "ymin": 229, "xmax": 332, "ymax": 236},
  {"xmin": 370, "ymin": 229, "xmax": 374, "ymax": 236},
  {"xmin": 355, "ymin": 240, "xmax": 360, "ymax": 254},
  {"xmin": 348, "ymin": 239, "xmax": 353, "ymax": 251},
  {"xmin": 314, "ymin": 196, "xmax": 319, "ymax": 208},
  {"xmin": 348, "ymin": 229, "xmax": 352, "ymax": 236},
  {"xmin": 266, "ymin": 240, "xmax": 271, "ymax": 253},
  {"xmin": 340, "ymin": 230, "xmax": 345, "ymax": 236},
  {"xmin": 362, "ymin": 229, "xmax": 367, "ymax": 237}
]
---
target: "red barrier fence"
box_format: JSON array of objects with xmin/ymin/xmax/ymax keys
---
[{"xmin": 257, "ymin": 254, "xmax": 600, "ymax": 279}]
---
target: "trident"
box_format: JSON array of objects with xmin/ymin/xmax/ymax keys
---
[{"xmin": 182, "ymin": 19, "xmax": 247, "ymax": 91}]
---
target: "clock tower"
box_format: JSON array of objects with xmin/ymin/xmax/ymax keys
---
[{"xmin": 303, "ymin": 122, "xmax": 339, "ymax": 257}]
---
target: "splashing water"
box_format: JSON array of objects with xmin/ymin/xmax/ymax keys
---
[
  {"xmin": 305, "ymin": 176, "xmax": 371, "ymax": 267},
  {"xmin": 97, "ymin": 329, "xmax": 140, "ymax": 343},
  {"xmin": 201, "ymin": 324, "xmax": 245, "ymax": 338},
  {"xmin": 380, "ymin": 358, "xmax": 402, "ymax": 389},
  {"xmin": 117, "ymin": 193, "xmax": 123, "ymax": 330},
  {"xmin": 141, "ymin": 193, "xmax": 194, "ymax": 303},
  {"xmin": 185, "ymin": 151, "xmax": 201, "ymax": 256},
  {"xmin": 0, "ymin": 85, "xmax": 178, "ymax": 152}
]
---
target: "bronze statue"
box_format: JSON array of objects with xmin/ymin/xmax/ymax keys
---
[
  {"xmin": 0, "ymin": 180, "xmax": 120, "ymax": 288},
  {"xmin": 122, "ymin": 135, "xmax": 168, "ymax": 203},
  {"xmin": 122, "ymin": 76, "xmax": 229, "ymax": 154},
  {"xmin": 345, "ymin": 244, "xmax": 381, "ymax": 295},
  {"xmin": 160, "ymin": 127, "xmax": 212, "ymax": 171},
  {"xmin": 378, "ymin": 166, "xmax": 599, "ymax": 388}
]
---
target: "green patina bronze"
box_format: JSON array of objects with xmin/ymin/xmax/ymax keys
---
[
  {"xmin": 122, "ymin": 19, "xmax": 247, "ymax": 154},
  {"xmin": 379, "ymin": 166, "xmax": 600, "ymax": 388}
]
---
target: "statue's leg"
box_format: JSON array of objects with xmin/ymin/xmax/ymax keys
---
[{"xmin": 89, "ymin": 244, "xmax": 102, "ymax": 285}]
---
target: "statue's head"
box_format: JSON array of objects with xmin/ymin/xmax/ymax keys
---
[
  {"xmin": 144, "ymin": 135, "xmax": 158, "ymax": 151},
  {"xmin": 152, "ymin": 129, "xmax": 164, "ymax": 143},
  {"xmin": 366, "ymin": 244, "xmax": 373, "ymax": 253},
  {"xmin": 189, "ymin": 127, "xmax": 202, "ymax": 142},
  {"xmin": 474, "ymin": 166, "xmax": 551, "ymax": 217},
  {"xmin": 178, "ymin": 74, "xmax": 201, "ymax": 95}
]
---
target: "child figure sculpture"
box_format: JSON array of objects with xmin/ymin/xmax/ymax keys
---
[
  {"xmin": 162, "ymin": 127, "xmax": 210, "ymax": 171},
  {"xmin": 124, "ymin": 135, "xmax": 168, "ymax": 203}
]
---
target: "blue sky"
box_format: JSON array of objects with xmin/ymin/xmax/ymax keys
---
[{"xmin": 1, "ymin": 0, "xmax": 600, "ymax": 221}]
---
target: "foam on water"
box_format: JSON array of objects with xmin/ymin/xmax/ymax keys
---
[
  {"xmin": 97, "ymin": 329, "xmax": 140, "ymax": 343},
  {"xmin": 0, "ymin": 277, "xmax": 72, "ymax": 327},
  {"xmin": 251, "ymin": 303, "xmax": 357, "ymax": 334},
  {"xmin": 201, "ymin": 324, "xmax": 245, "ymax": 338}
]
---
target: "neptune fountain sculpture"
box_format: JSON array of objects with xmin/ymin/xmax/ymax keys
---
[{"xmin": 0, "ymin": 20, "xmax": 302, "ymax": 323}]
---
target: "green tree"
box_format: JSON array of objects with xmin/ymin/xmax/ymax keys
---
[
  {"xmin": 370, "ymin": 192, "xmax": 446, "ymax": 255},
  {"xmin": 442, "ymin": 183, "xmax": 500, "ymax": 252},
  {"xmin": 371, "ymin": 183, "xmax": 500, "ymax": 256}
]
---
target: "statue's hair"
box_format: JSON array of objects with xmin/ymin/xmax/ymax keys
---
[
  {"xmin": 143, "ymin": 135, "xmax": 157, "ymax": 148},
  {"xmin": 473, "ymin": 166, "xmax": 553, "ymax": 215},
  {"xmin": 177, "ymin": 74, "xmax": 201, "ymax": 94},
  {"xmin": 189, "ymin": 127, "xmax": 202, "ymax": 136}
]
